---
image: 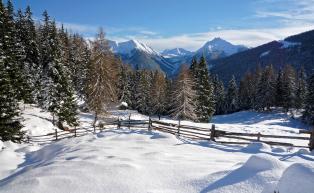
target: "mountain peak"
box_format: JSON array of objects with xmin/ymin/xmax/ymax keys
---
[{"xmin": 197, "ymin": 38, "xmax": 247, "ymax": 56}]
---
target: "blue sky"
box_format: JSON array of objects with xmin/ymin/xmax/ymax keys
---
[{"xmin": 13, "ymin": 0, "xmax": 314, "ymax": 51}]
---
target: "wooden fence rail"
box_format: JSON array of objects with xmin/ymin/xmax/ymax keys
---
[
  {"xmin": 150, "ymin": 120, "xmax": 314, "ymax": 151},
  {"xmin": 23, "ymin": 117, "xmax": 314, "ymax": 151}
]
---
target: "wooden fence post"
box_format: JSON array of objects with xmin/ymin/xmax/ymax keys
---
[
  {"xmin": 257, "ymin": 132, "xmax": 261, "ymax": 141},
  {"xmin": 128, "ymin": 114, "xmax": 131, "ymax": 130},
  {"xmin": 148, "ymin": 116, "xmax": 152, "ymax": 131},
  {"xmin": 210, "ymin": 124, "xmax": 216, "ymax": 141},
  {"xmin": 309, "ymin": 129, "xmax": 314, "ymax": 151},
  {"xmin": 117, "ymin": 117, "xmax": 121, "ymax": 129},
  {"xmin": 55, "ymin": 129, "xmax": 58, "ymax": 141},
  {"xmin": 177, "ymin": 119, "xmax": 181, "ymax": 136},
  {"xmin": 74, "ymin": 126, "xmax": 77, "ymax": 137}
]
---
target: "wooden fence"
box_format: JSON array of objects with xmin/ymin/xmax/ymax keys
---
[
  {"xmin": 23, "ymin": 117, "xmax": 314, "ymax": 151},
  {"xmin": 23, "ymin": 118, "xmax": 149, "ymax": 144},
  {"xmin": 150, "ymin": 120, "xmax": 314, "ymax": 151}
]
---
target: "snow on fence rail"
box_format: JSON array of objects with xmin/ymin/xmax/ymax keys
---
[{"xmin": 23, "ymin": 118, "xmax": 314, "ymax": 151}]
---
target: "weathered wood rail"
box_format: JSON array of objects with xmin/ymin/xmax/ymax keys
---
[
  {"xmin": 23, "ymin": 117, "xmax": 314, "ymax": 151},
  {"xmin": 150, "ymin": 119, "xmax": 314, "ymax": 151}
]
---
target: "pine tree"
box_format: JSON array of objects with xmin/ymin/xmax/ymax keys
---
[
  {"xmin": 238, "ymin": 72, "xmax": 254, "ymax": 110},
  {"xmin": 135, "ymin": 70, "xmax": 151, "ymax": 114},
  {"xmin": 225, "ymin": 75, "xmax": 238, "ymax": 113},
  {"xmin": 282, "ymin": 65, "xmax": 297, "ymax": 112},
  {"xmin": 170, "ymin": 65, "xmax": 197, "ymax": 120},
  {"xmin": 0, "ymin": 6, "xmax": 24, "ymax": 141},
  {"xmin": 194, "ymin": 56, "xmax": 215, "ymax": 122},
  {"xmin": 275, "ymin": 68, "xmax": 285, "ymax": 107},
  {"xmin": 117, "ymin": 63, "xmax": 132, "ymax": 106},
  {"xmin": 2, "ymin": 0, "xmax": 26, "ymax": 102},
  {"xmin": 212, "ymin": 75, "xmax": 225, "ymax": 115},
  {"xmin": 38, "ymin": 11, "xmax": 78, "ymax": 126},
  {"xmin": 85, "ymin": 28, "xmax": 117, "ymax": 127},
  {"xmin": 303, "ymin": 74, "xmax": 314, "ymax": 125},
  {"xmin": 68, "ymin": 34, "xmax": 90, "ymax": 99},
  {"xmin": 295, "ymin": 66, "xmax": 307, "ymax": 110},
  {"xmin": 256, "ymin": 65, "xmax": 276, "ymax": 111},
  {"xmin": 20, "ymin": 6, "xmax": 41, "ymax": 102}
]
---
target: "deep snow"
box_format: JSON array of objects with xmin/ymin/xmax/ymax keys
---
[{"xmin": 0, "ymin": 106, "xmax": 313, "ymax": 193}]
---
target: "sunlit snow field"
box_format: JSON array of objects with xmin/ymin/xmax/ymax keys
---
[{"xmin": 0, "ymin": 105, "xmax": 313, "ymax": 193}]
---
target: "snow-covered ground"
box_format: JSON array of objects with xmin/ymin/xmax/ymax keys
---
[{"xmin": 0, "ymin": 106, "xmax": 313, "ymax": 193}]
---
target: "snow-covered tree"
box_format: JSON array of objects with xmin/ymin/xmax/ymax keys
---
[
  {"xmin": 17, "ymin": 6, "xmax": 41, "ymax": 103},
  {"xmin": 2, "ymin": 0, "xmax": 26, "ymax": 102},
  {"xmin": 192, "ymin": 56, "xmax": 215, "ymax": 122},
  {"xmin": 135, "ymin": 70, "xmax": 151, "ymax": 114},
  {"xmin": 0, "ymin": 6, "xmax": 24, "ymax": 141},
  {"xmin": 68, "ymin": 34, "xmax": 90, "ymax": 99},
  {"xmin": 171, "ymin": 65, "xmax": 197, "ymax": 120},
  {"xmin": 38, "ymin": 11, "xmax": 78, "ymax": 126}
]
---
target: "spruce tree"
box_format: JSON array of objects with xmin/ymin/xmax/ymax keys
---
[
  {"xmin": 238, "ymin": 72, "xmax": 254, "ymax": 110},
  {"xmin": 69, "ymin": 34, "xmax": 90, "ymax": 99},
  {"xmin": 117, "ymin": 63, "xmax": 132, "ymax": 106},
  {"xmin": 275, "ymin": 68, "xmax": 285, "ymax": 107},
  {"xmin": 282, "ymin": 65, "xmax": 297, "ymax": 112},
  {"xmin": 194, "ymin": 56, "xmax": 215, "ymax": 122},
  {"xmin": 303, "ymin": 74, "xmax": 314, "ymax": 125},
  {"xmin": 38, "ymin": 11, "xmax": 78, "ymax": 126},
  {"xmin": 295, "ymin": 67, "xmax": 307, "ymax": 110},
  {"xmin": 256, "ymin": 65, "xmax": 276, "ymax": 111},
  {"xmin": 135, "ymin": 70, "xmax": 151, "ymax": 114},
  {"xmin": 212, "ymin": 75, "xmax": 225, "ymax": 115},
  {"xmin": 225, "ymin": 75, "xmax": 238, "ymax": 113},
  {"xmin": 2, "ymin": 0, "xmax": 26, "ymax": 102},
  {"xmin": 0, "ymin": 27, "xmax": 24, "ymax": 141}
]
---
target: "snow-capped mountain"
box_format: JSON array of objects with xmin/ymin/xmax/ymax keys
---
[
  {"xmin": 161, "ymin": 48, "xmax": 193, "ymax": 58},
  {"xmin": 195, "ymin": 37, "xmax": 248, "ymax": 59},
  {"xmin": 109, "ymin": 39, "xmax": 157, "ymax": 56},
  {"xmin": 108, "ymin": 39, "xmax": 175, "ymax": 75}
]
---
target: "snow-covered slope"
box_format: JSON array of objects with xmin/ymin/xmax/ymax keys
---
[
  {"xmin": 108, "ymin": 39, "xmax": 175, "ymax": 76},
  {"xmin": 110, "ymin": 39, "xmax": 157, "ymax": 56},
  {"xmin": 161, "ymin": 48, "xmax": 193, "ymax": 58},
  {"xmin": 0, "ymin": 107, "xmax": 313, "ymax": 193}
]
